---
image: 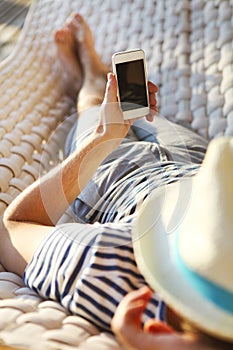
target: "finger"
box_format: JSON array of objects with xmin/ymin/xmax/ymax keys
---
[
  {"xmin": 101, "ymin": 72, "xmax": 124, "ymax": 126},
  {"xmin": 146, "ymin": 108, "xmax": 158, "ymax": 122},
  {"xmin": 114, "ymin": 288, "xmax": 152, "ymax": 329},
  {"xmin": 146, "ymin": 114, "xmax": 154, "ymax": 122},
  {"xmin": 123, "ymin": 286, "xmax": 152, "ymax": 304},
  {"xmin": 144, "ymin": 320, "xmax": 175, "ymax": 334},
  {"xmin": 123, "ymin": 299, "xmax": 149, "ymax": 322},
  {"xmin": 150, "ymin": 105, "xmax": 158, "ymax": 113},
  {"xmin": 149, "ymin": 92, "xmax": 157, "ymax": 107},
  {"xmin": 104, "ymin": 72, "xmax": 118, "ymax": 103},
  {"xmin": 148, "ymin": 81, "xmax": 158, "ymax": 93}
]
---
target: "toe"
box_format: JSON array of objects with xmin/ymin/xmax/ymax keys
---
[
  {"xmin": 66, "ymin": 13, "xmax": 88, "ymax": 43},
  {"xmin": 66, "ymin": 13, "xmax": 84, "ymax": 27},
  {"xmin": 54, "ymin": 28, "xmax": 75, "ymax": 49},
  {"xmin": 54, "ymin": 30, "xmax": 65, "ymax": 44}
]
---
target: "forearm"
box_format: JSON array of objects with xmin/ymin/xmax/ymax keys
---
[
  {"xmin": 4, "ymin": 127, "xmax": 120, "ymax": 226},
  {"xmin": 1, "ymin": 73, "xmax": 131, "ymax": 275}
]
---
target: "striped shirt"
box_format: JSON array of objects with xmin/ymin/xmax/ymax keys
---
[
  {"xmin": 72, "ymin": 140, "xmax": 200, "ymax": 224},
  {"xmin": 24, "ymin": 136, "xmax": 203, "ymax": 332},
  {"xmin": 24, "ymin": 221, "xmax": 166, "ymax": 331}
]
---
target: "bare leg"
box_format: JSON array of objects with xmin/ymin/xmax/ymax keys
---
[
  {"xmin": 54, "ymin": 27, "xmax": 83, "ymax": 98},
  {"xmin": 66, "ymin": 13, "xmax": 109, "ymax": 112}
]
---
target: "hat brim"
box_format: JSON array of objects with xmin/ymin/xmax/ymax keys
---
[{"xmin": 133, "ymin": 179, "xmax": 233, "ymax": 342}]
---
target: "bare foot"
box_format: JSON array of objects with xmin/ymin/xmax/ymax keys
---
[
  {"xmin": 54, "ymin": 27, "xmax": 83, "ymax": 97},
  {"xmin": 66, "ymin": 13, "xmax": 109, "ymax": 78},
  {"xmin": 66, "ymin": 13, "xmax": 109, "ymax": 112}
]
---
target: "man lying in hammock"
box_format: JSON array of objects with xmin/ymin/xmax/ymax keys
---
[{"xmin": 1, "ymin": 13, "xmax": 232, "ymax": 350}]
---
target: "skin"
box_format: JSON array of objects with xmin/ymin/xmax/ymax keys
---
[
  {"xmin": 111, "ymin": 286, "xmax": 232, "ymax": 350},
  {"xmin": 0, "ymin": 14, "xmax": 158, "ymax": 277},
  {"xmin": 1, "ymin": 13, "xmax": 227, "ymax": 350}
]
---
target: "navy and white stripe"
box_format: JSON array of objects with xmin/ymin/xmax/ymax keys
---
[
  {"xmin": 74, "ymin": 158, "xmax": 200, "ymax": 224},
  {"xmin": 24, "ymin": 136, "xmax": 204, "ymax": 331},
  {"xmin": 24, "ymin": 222, "xmax": 165, "ymax": 331}
]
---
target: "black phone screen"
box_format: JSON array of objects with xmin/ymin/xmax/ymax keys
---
[{"xmin": 116, "ymin": 59, "xmax": 148, "ymax": 111}]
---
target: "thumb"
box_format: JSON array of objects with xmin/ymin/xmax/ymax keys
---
[
  {"xmin": 144, "ymin": 320, "xmax": 175, "ymax": 334},
  {"xmin": 104, "ymin": 73, "xmax": 118, "ymax": 103}
]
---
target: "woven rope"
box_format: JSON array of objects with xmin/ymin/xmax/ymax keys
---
[
  {"xmin": 0, "ymin": 0, "xmax": 78, "ymax": 214},
  {"xmin": 0, "ymin": 0, "xmax": 233, "ymax": 214},
  {"xmin": 0, "ymin": 0, "xmax": 232, "ymax": 349}
]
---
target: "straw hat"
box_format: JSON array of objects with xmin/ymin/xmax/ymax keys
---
[{"xmin": 133, "ymin": 137, "xmax": 233, "ymax": 342}]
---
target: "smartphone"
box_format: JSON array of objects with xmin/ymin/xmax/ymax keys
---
[{"xmin": 112, "ymin": 49, "xmax": 149, "ymax": 120}]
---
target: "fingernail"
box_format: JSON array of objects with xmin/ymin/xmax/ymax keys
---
[{"xmin": 107, "ymin": 72, "xmax": 113, "ymax": 82}]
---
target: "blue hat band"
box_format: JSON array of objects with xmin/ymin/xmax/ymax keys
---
[{"xmin": 175, "ymin": 232, "xmax": 233, "ymax": 314}]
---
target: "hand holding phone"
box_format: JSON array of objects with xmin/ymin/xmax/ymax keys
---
[{"xmin": 112, "ymin": 49, "xmax": 149, "ymax": 120}]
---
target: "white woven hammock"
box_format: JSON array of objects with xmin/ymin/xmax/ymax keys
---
[{"xmin": 0, "ymin": 0, "xmax": 232, "ymax": 349}]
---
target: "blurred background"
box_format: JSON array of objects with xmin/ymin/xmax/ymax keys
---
[{"xmin": 0, "ymin": 0, "xmax": 31, "ymax": 61}]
